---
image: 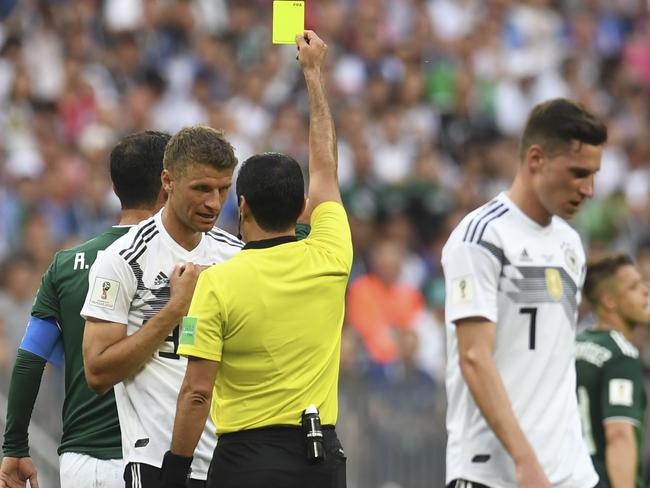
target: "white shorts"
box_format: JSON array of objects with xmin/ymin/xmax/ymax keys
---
[{"xmin": 59, "ymin": 452, "xmax": 123, "ymax": 488}]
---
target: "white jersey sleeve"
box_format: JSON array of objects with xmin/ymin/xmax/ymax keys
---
[
  {"xmin": 81, "ymin": 250, "xmax": 137, "ymax": 324},
  {"xmin": 442, "ymin": 241, "xmax": 500, "ymax": 324}
]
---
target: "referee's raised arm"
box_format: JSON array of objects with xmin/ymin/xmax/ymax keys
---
[{"xmin": 296, "ymin": 30, "xmax": 341, "ymax": 215}]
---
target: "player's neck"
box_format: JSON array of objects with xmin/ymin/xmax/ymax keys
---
[
  {"xmin": 595, "ymin": 314, "xmax": 633, "ymax": 340},
  {"xmin": 161, "ymin": 206, "xmax": 202, "ymax": 251},
  {"xmin": 118, "ymin": 208, "xmax": 155, "ymax": 226},
  {"xmin": 508, "ymin": 176, "xmax": 552, "ymax": 226}
]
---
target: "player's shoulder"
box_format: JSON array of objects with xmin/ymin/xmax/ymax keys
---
[
  {"xmin": 607, "ymin": 330, "xmax": 640, "ymax": 360},
  {"xmin": 444, "ymin": 194, "xmax": 510, "ymax": 250},
  {"xmin": 52, "ymin": 227, "xmax": 131, "ymax": 266},
  {"xmin": 58, "ymin": 228, "xmax": 117, "ymax": 254},
  {"xmin": 575, "ymin": 330, "xmax": 632, "ymax": 372},
  {"xmin": 578, "ymin": 329, "xmax": 640, "ymax": 362},
  {"xmin": 102, "ymin": 215, "xmax": 159, "ymax": 259},
  {"xmin": 205, "ymin": 226, "xmax": 244, "ymax": 253},
  {"xmin": 576, "ymin": 330, "xmax": 614, "ymax": 364}
]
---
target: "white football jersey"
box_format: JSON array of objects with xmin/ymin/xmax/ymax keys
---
[
  {"xmin": 81, "ymin": 210, "xmax": 243, "ymax": 479},
  {"xmin": 442, "ymin": 193, "xmax": 597, "ymax": 488}
]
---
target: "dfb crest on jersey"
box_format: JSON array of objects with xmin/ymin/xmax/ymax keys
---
[
  {"xmin": 564, "ymin": 246, "xmax": 579, "ymax": 275},
  {"xmin": 545, "ymin": 268, "xmax": 563, "ymax": 300}
]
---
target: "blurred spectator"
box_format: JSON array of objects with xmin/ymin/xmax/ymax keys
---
[
  {"xmin": 366, "ymin": 329, "xmax": 443, "ymax": 488},
  {"xmin": 337, "ymin": 326, "xmax": 371, "ymax": 488},
  {"xmin": 0, "ymin": 252, "xmax": 64, "ymax": 435},
  {"xmin": 0, "ymin": 255, "xmax": 40, "ymax": 365},
  {"xmin": 347, "ymin": 239, "xmax": 426, "ymax": 368},
  {"xmin": 414, "ymin": 278, "xmax": 447, "ymax": 384}
]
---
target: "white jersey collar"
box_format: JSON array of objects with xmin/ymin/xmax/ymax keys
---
[
  {"xmin": 154, "ymin": 209, "xmax": 206, "ymax": 258},
  {"xmin": 498, "ymin": 192, "xmax": 555, "ymax": 234}
]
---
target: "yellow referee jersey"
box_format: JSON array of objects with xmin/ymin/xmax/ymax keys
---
[{"xmin": 177, "ymin": 201, "xmax": 353, "ymax": 434}]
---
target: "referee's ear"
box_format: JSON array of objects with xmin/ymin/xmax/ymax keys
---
[{"xmin": 239, "ymin": 196, "xmax": 251, "ymax": 221}]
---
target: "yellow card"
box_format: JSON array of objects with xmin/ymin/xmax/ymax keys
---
[{"xmin": 272, "ymin": 1, "xmax": 304, "ymax": 44}]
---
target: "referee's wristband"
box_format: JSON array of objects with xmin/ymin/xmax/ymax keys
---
[{"xmin": 161, "ymin": 450, "xmax": 193, "ymax": 486}]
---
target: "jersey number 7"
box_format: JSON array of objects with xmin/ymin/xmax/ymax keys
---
[{"xmin": 520, "ymin": 307, "xmax": 538, "ymax": 350}]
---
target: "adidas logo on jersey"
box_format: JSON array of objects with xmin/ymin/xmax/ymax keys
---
[
  {"xmin": 153, "ymin": 272, "xmax": 169, "ymax": 287},
  {"xmin": 519, "ymin": 248, "xmax": 532, "ymax": 262}
]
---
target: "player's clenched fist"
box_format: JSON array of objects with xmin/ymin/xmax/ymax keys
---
[{"xmin": 295, "ymin": 30, "xmax": 327, "ymax": 72}]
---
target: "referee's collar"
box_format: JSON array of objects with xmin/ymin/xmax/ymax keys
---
[{"xmin": 243, "ymin": 235, "xmax": 297, "ymax": 250}]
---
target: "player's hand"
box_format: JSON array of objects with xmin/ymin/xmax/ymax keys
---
[
  {"xmin": 168, "ymin": 263, "xmax": 207, "ymax": 317},
  {"xmin": 160, "ymin": 450, "xmax": 193, "ymax": 488},
  {"xmin": 0, "ymin": 457, "xmax": 39, "ymax": 488},
  {"xmin": 515, "ymin": 454, "xmax": 551, "ymax": 488},
  {"xmin": 296, "ymin": 30, "xmax": 327, "ymax": 73}
]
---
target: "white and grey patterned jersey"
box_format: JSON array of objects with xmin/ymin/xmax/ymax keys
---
[
  {"xmin": 81, "ymin": 209, "xmax": 243, "ymax": 479},
  {"xmin": 442, "ymin": 192, "xmax": 597, "ymax": 488}
]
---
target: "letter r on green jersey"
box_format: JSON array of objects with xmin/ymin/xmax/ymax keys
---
[{"xmin": 180, "ymin": 316, "xmax": 198, "ymax": 345}]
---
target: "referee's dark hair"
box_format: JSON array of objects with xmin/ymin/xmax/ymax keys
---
[
  {"xmin": 236, "ymin": 152, "xmax": 305, "ymax": 232},
  {"xmin": 519, "ymin": 98, "xmax": 608, "ymax": 162},
  {"xmin": 583, "ymin": 254, "xmax": 634, "ymax": 308},
  {"xmin": 110, "ymin": 130, "xmax": 170, "ymax": 210}
]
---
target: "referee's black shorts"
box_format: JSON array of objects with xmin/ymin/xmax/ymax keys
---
[{"xmin": 207, "ymin": 426, "xmax": 346, "ymax": 488}]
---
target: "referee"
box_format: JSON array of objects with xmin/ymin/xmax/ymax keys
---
[{"xmin": 160, "ymin": 30, "xmax": 351, "ymax": 488}]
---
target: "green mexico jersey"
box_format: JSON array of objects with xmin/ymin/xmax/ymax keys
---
[
  {"xmin": 576, "ymin": 329, "xmax": 646, "ymax": 488},
  {"xmin": 31, "ymin": 226, "xmax": 131, "ymax": 458}
]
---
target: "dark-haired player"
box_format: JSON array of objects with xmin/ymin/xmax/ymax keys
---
[
  {"xmin": 577, "ymin": 255, "xmax": 649, "ymax": 488},
  {"xmin": 1, "ymin": 131, "xmax": 170, "ymax": 488}
]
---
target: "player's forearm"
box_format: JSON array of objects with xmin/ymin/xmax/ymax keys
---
[
  {"xmin": 162, "ymin": 386, "xmax": 210, "ymax": 488},
  {"xmin": 85, "ymin": 306, "xmax": 183, "ymax": 393},
  {"xmin": 2, "ymin": 350, "xmax": 46, "ymax": 457},
  {"xmin": 170, "ymin": 386, "xmax": 212, "ymax": 457},
  {"xmin": 459, "ymin": 350, "xmax": 537, "ymax": 464},
  {"xmin": 606, "ymin": 428, "xmax": 636, "ymax": 488}
]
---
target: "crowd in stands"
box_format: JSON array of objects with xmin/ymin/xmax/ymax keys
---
[{"xmin": 1, "ymin": 1, "xmax": 650, "ymax": 486}]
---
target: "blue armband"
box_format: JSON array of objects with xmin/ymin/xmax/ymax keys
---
[
  {"xmin": 48, "ymin": 337, "xmax": 64, "ymax": 367},
  {"xmin": 19, "ymin": 316, "xmax": 63, "ymax": 366}
]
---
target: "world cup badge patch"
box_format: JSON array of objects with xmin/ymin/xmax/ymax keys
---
[
  {"xmin": 89, "ymin": 277, "xmax": 120, "ymax": 309},
  {"xmin": 545, "ymin": 268, "xmax": 563, "ymax": 300},
  {"xmin": 452, "ymin": 276, "xmax": 473, "ymax": 305},
  {"xmin": 609, "ymin": 378, "xmax": 634, "ymax": 406}
]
